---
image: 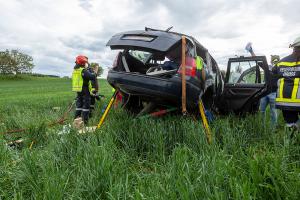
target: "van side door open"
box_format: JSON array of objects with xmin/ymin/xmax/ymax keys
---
[{"xmin": 218, "ymin": 56, "xmax": 270, "ymax": 114}]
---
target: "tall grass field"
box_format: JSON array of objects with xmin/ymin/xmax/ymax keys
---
[{"xmin": 0, "ymin": 75, "xmax": 299, "ymax": 199}]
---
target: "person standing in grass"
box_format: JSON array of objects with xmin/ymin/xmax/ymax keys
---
[
  {"xmin": 89, "ymin": 63, "xmax": 100, "ymax": 117},
  {"xmin": 72, "ymin": 55, "xmax": 97, "ymax": 125},
  {"xmin": 273, "ymin": 36, "xmax": 300, "ymax": 130},
  {"xmin": 260, "ymin": 55, "xmax": 280, "ymax": 127}
]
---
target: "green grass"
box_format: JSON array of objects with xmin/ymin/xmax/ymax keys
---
[{"xmin": 0, "ymin": 75, "xmax": 299, "ymax": 199}]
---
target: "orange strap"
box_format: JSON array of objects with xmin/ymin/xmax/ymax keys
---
[{"xmin": 181, "ymin": 36, "xmax": 187, "ymax": 114}]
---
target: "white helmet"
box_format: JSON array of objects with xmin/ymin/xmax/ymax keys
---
[{"xmin": 290, "ymin": 36, "xmax": 300, "ymax": 48}]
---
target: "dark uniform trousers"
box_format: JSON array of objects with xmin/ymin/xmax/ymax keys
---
[
  {"xmin": 75, "ymin": 86, "xmax": 91, "ymax": 124},
  {"xmin": 89, "ymin": 96, "xmax": 96, "ymax": 117},
  {"xmin": 282, "ymin": 110, "xmax": 300, "ymax": 124}
]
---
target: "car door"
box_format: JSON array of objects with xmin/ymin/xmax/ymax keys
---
[{"xmin": 218, "ymin": 56, "xmax": 270, "ymax": 114}]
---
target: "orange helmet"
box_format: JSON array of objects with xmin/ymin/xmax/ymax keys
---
[{"xmin": 75, "ymin": 55, "xmax": 88, "ymax": 66}]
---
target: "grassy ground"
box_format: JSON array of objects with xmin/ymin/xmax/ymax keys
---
[{"xmin": 0, "ymin": 75, "xmax": 299, "ymax": 199}]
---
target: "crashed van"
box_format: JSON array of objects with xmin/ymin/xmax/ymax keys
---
[{"xmin": 106, "ymin": 28, "xmax": 270, "ymax": 115}]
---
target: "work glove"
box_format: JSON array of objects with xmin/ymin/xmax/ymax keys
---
[{"xmin": 90, "ymin": 88, "xmax": 96, "ymax": 96}]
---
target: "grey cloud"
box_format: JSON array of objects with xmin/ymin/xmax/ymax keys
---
[
  {"xmin": 199, "ymin": 28, "xmax": 242, "ymax": 40},
  {"xmin": 137, "ymin": 0, "xmax": 299, "ymax": 40},
  {"xmin": 134, "ymin": 0, "xmax": 246, "ymax": 40},
  {"xmin": 87, "ymin": 29, "xmax": 117, "ymax": 46},
  {"xmin": 60, "ymin": 36, "xmax": 107, "ymax": 52},
  {"xmin": 259, "ymin": 0, "xmax": 300, "ymax": 28},
  {"xmin": 34, "ymin": 57, "xmax": 71, "ymax": 76},
  {"xmin": 139, "ymin": 0, "xmax": 239, "ymax": 25},
  {"xmin": 78, "ymin": 0, "xmax": 93, "ymax": 11}
]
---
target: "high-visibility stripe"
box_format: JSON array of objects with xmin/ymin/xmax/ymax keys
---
[
  {"xmin": 276, "ymin": 101, "xmax": 300, "ymax": 107},
  {"xmin": 279, "ymin": 78, "xmax": 284, "ymax": 98},
  {"xmin": 276, "ymin": 97, "xmax": 300, "ymax": 103},
  {"xmin": 291, "ymin": 78, "xmax": 300, "ymax": 99},
  {"xmin": 76, "ymin": 108, "xmax": 83, "ymax": 111},
  {"xmin": 277, "ymin": 61, "xmax": 300, "ymax": 67},
  {"xmin": 82, "ymin": 109, "xmax": 89, "ymax": 112},
  {"xmin": 277, "ymin": 79, "xmax": 280, "ymax": 98},
  {"xmin": 297, "ymin": 83, "xmax": 300, "ymax": 99}
]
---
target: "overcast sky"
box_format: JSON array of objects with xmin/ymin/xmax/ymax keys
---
[{"xmin": 1, "ymin": 0, "xmax": 299, "ymax": 77}]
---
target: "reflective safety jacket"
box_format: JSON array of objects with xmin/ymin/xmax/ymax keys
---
[
  {"xmin": 72, "ymin": 66, "xmax": 96, "ymax": 93},
  {"xmin": 273, "ymin": 54, "xmax": 300, "ymax": 110},
  {"xmin": 72, "ymin": 67, "xmax": 84, "ymax": 92}
]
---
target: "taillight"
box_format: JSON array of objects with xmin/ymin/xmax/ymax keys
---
[
  {"xmin": 178, "ymin": 57, "xmax": 196, "ymax": 77},
  {"xmin": 112, "ymin": 52, "xmax": 122, "ymax": 68}
]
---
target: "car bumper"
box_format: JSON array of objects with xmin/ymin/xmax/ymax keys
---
[{"xmin": 107, "ymin": 70, "xmax": 202, "ymax": 106}]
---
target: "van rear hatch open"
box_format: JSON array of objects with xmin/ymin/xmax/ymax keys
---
[{"xmin": 106, "ymin": 30, "xmax": 182, "ymax": 52}]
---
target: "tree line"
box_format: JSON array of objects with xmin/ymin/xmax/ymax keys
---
[
  {"xmin": 0, "ymin": 49, "xmax": 34, "ymax": 74},
  {"xmin": 1, "ymin": 49, "xmax": 104, "ymax": 77}
]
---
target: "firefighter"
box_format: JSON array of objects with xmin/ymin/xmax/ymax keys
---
[
  {"xmin": 89, "ymin": 63, "xmax": 99, "ymax": 117},
  {"xmin": 72, "ymin": 55, "xmax": 97, "ymax": 125},
  {"xmin": 273, "ymin": 36, "xmax": 300, "ymax": 129}
]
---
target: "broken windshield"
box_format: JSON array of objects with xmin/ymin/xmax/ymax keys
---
[{"xmin": 128, "ymin": 50, "xmax": 152, "ymax": 64}]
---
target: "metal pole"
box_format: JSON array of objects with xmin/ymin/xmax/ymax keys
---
[
  {"xmin": 97, "ymin": 91, "xmax": 117, "ymax": 129},
  {"xmin": 198, "ymin": 100, "xmax": 212, "ymax": 144}
]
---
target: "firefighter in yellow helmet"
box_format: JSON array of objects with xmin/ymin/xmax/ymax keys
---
[
  {"xmin": 272, "ymin": 36, "xmax": 300, "ymax": 129},
  {"xmin": 72, "ymin": 55, "xmax": 97, "ymax": 125}
]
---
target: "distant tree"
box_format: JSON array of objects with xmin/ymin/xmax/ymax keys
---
[
  {"xmin": 0, "ymin": 50, "xmax": 15, "ymax": 74},
  {"xmin": 10, "ymin": 50, "xmax": 34, "ymax": 74},
  {"xmin": 0, "ymin": 49, "xmax": 34, "ymax": 75},
  {"xmin": 90, "ymin": 62, "xmax": 103, "ymax": 76}
]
